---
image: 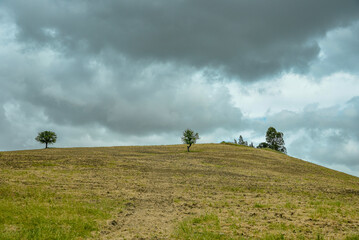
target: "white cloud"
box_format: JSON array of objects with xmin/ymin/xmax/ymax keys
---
[{"xmin": 227, "ymin": 73, "xmax": 359, "ymax": 118}]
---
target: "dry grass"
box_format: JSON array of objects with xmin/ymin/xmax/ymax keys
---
[{"xmin": 0, "ymin": 143, "xmax": 358, "ymax": 239}]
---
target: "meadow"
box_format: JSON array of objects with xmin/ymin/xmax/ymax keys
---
[{"xmin": 0, "ymin": 143, "xmax": 358, "ymax": 239}]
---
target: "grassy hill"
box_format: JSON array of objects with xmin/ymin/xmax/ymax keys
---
[{"xmin": 0, "ymin": 143, "xmax": 358, "ymax": 239}]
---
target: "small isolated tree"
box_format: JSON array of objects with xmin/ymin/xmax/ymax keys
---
[
  {"xmin": 264, "ymin": 127, "xmax": 287, "ymax": 153},
  {"xmin": 182, "ymin": 129, "xmax": 199, "ymax": 152},
  {"xmin": 249, "ymin": 142, "xmax": 254, "ymax": 148},
  {"xmin": 35, "ymin": 131, "xmax": 57, "ymax": 149}
]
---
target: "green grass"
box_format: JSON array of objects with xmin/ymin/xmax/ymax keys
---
[
  {"xmin": 0, "ymin": 184, "xmax": 122, "ymax": 240},
  {"xmin": 173, "ymin": 214, "xmax": 234, "ymax": 240},
  {"xmin": 346, "ymin": 235, "xmax": 359, "ymax": 240},
  {"xmin": 262, "ymin": 234, "xmax": 285, "ymax": 240},
  {"xmin": 283, "ymin": 202, "xmax": 297, "ymax": 209},
  {"xmin": 253, "ymin": 203, "xmax": 266, "ymax": 208}
]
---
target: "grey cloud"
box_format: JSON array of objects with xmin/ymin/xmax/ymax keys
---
[
  {"xmin": 232, "ymin": 97, "xmax": 359, "ymax": 174},
  {"xmin": 268, "ymin": 97, "xmax": 359, "ymax": 136},
  {"xmin": 287, "ymin": 129, "xmax": 359, "ymax": 177},
  {"xmin": 3, "ymin": 0, "xmax": 359, "ymax": 80},
  {"xmin": 0, "ymin": 41, "xmax": 243, "ymax": 138},
  {"xmin": 262, "ymin": 97, "xmax": 359, "ymax": 171},
  {"xmin": 0, "ymin": 12, "xmax": 244, "ymax": 150},
  {"xmin": 311, "ymin": 21, "xmax": 359, "ymax": 76}
]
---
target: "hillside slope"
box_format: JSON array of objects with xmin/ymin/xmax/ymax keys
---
[{"xmin": 0, "ymin": 144, "xmax": 358, "ymax": 239}]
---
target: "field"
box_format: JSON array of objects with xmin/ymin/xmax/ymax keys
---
[{"xmin": 0, "ymin": 143, "xmax": 358, "ymax": 239}]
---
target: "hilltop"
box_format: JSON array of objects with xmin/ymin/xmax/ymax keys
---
[{"xmin": 0, "ymin": 144, "xmax": 358, "ymax": 239}]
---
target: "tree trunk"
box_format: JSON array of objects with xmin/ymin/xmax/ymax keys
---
[
  {"xmin": 45, "ymin": 142, "xmax": 48, "ymax": 149},
  {"xmin": 187, "ymin": 144, "xmax": 192, "ymax": 152}
]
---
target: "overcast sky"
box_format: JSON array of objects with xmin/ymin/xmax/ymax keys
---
[{"xmin": 1, "ymin": 0, "xmax": 358, "ymax": 177}]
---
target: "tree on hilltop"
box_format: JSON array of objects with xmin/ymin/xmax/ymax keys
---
[
  {"xmin": 257, "ymin": 127, "xmax": 286, "ymax": 154},
  {"xmin": 35, "ymin": 131, "xmax": 57, "ymax": 149},
  {"xmin": 238, "ymin": 135, "xmax": 245, "ymax": 145},
  {"xmin": 238, "ymin": 135, "xmax": 248, "ymax": 146},
  {"xmin": 182, "ymin": 129, "xmax": 199, "ymax": 152}
]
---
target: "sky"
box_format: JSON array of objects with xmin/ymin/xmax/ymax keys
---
[{"xmin": 0, "ymin": 0, "xmax": 358, "ymax": 177}]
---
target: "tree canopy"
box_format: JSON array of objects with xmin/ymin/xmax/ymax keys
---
[
  {"xmin": 257, "ymin": 127, "xmax": 286, "ymax": 154},
  {"xmin": 35, "ymin": 131, "xmax": 57, "ymax": 149},
  {"xmin": 182, "ymin": 129, "xmax": 199, "ymax": 152}
]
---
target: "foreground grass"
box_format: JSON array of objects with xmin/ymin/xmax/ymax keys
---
[
  {"xmin": 0, "ymin": 144, "xmax": 358, "ymax": 239},
  {"xmin": 0, "ymin": 184, "xmax": 119, "ymax": 239}
]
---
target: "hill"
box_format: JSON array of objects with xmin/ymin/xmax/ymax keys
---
[{"xmin": 0, "ymin": 143, "xmax": 358, "ymax": 239}]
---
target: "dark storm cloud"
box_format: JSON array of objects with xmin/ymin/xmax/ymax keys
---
[
  {"xmin": 0, "ymin": 41, "xmax": 243, "ymax": 137},
  {"xmin": 3, "ymin": 0, "xmax": 359, "ymax": 80},
  {"xmin": 0, "ymin": 2, "xmax": 244, "ymax": 150}
]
